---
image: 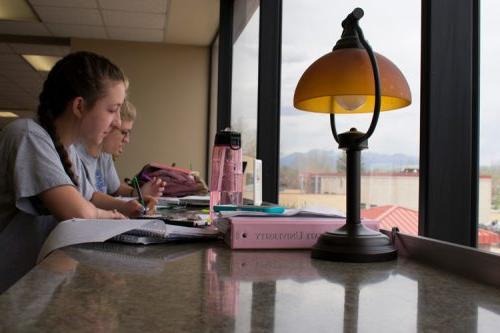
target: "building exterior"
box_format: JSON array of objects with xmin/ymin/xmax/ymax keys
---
[{"xmin": 299, "ymin": 171, "xmax": 493, "ymax": 225}]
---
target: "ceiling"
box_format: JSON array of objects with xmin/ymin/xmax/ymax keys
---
[{"xmin": 0, "ymin": 0, "xmax": 219, "ymax": 128}]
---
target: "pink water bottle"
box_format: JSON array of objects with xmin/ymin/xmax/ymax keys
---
[{"xmin": 210, "ymin": 129, "xmax": 243, "ymax": 215}]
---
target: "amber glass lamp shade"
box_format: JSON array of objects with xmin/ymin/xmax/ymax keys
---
[{"xmin": 294, "ymin": 48, "xmax": 411, "ymax": 114}]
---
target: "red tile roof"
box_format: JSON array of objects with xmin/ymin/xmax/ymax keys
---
[
  {"xmin": 361, "ymin": 205, "xmax": 500, "ymax": 245},
  {"xmin": 479, "ymin": 230, "xmax": 500, "ymax": 246}
]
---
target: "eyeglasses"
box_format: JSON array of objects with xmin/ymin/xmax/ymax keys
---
[
  {"xmin": 109, "ymin": 126, "xmax": 132, "ymax": 139},
  {"xmin": 119, "ymin": 129, "xmax": 131, "ymax": 138}
]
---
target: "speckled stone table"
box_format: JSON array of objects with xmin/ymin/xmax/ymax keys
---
[{"xmin": 1, "ymin": 241, "xmax": 500, "ymax": 332}]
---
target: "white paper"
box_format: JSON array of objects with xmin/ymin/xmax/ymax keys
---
[
  {"xmin": 38, "ymin": 218, "xmax": 220, "ymax": 263},
  {"xmin": 157, "ymin": 197, "xmax": 181, "ymax": 205},
  {"xmin": 37, "ymin": 219, "xmax": 164, "ymax": 263},
  {"xmin": 157, "ymin": 195, "xmax": 210, "ymax": 207},
  {"xmin": 178, "ymin": 195, "xmax": 210, "ymax": 206}
]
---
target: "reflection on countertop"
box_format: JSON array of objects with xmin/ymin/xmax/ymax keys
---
[{"xmin": 1, "ymin": 241, "xmax": 500, "ymax": 332}]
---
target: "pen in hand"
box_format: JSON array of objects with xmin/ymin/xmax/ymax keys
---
[{"xmin": 132, "ymin": 176, "xmax": 146, "ymax": 214}]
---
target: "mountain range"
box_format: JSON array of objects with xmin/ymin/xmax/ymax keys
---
[{"xmin": 280, "ymin": 149, "xmax": 419, "ymax": 172}]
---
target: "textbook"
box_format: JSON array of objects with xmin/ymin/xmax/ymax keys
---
[{"xmin": 216, "ymin": 216, "xmax": 379, "ymax": 249}]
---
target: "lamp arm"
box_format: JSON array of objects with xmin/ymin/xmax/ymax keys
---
[
  {"xmin": 355, "ymin": 25, "xmax": 381, "ymax": 143},
  {"xmin": 330, "ymin": 113, "xmax": 340, "ymax": 143}
]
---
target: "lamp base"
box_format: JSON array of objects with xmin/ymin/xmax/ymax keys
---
[{"xmin": 311, "ymin": 223, "xmax": 397, "ymax": 262}]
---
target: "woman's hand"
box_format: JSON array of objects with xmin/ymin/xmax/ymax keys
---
[
  {"xmin": 119, "ymin": 199, "xmax": 144, "ymax": 217},
  {"xmin": 141, "ymin": 177, "xmax": 166, "ymax": 198},
  {"xmin": 143, "ymin": 195, "xmax": 157, "ymax": 215},
  {"xmin": 119, "ymin": 195, "xmax": 157, "ymax": 217}
]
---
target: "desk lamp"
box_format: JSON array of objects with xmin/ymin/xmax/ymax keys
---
[{"xmin": 293, "ymin": 8, "xmax": 411, "ymax": 262}]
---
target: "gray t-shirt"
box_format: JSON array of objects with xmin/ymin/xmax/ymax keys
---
[
  {"xmin": 75, "ymin": 144, "xmax": 121, "ymax": 195},
  {"xmin": 0, "ymin": 118, "xmax": 95, "ymax": 292}
]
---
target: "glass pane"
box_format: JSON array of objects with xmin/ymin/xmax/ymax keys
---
[
  {"xmin": 280, "ymin": 1, "xmax": 421, "ymax": 234},
  {"xmin": 231, "ymin": 0, "xmax": 259, "ymax": 159},
  {"xmin": 208, "ymin": 36, "xmax": 219, "ymax": 181},
  {"xmin": 231, "ymin": 0, "xmax": 260, "ymax": 200},
  {"xmin": 479, "ymin": 0, "xmax": 500, "ymax": 253}
]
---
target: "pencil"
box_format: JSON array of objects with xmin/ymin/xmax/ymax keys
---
[{"xmin": 132, "ymin": 176, "xmax": 146, "ymax": 209}]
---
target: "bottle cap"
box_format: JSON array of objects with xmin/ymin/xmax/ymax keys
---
[{"xmin": 214, "ymin": 129, "xmax": 241, "ymax": 149}]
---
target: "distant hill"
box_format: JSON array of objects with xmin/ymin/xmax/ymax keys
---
[
  {"xmin": 362, "ymin": 152, "xmax": 419, "ymax": 171},
  {"xmin": 280, "ymin": 149, "xmax": 338, "ymax": 172},
  {"xmin": 280, "ymin": 150, "xmax": 418, "ymax": 172}
]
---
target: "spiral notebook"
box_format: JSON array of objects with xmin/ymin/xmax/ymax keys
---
[{"xmin": 38, "ymin": 218, "xmax": 220, "ymax": 262}]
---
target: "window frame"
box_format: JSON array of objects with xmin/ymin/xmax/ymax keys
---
[
  {"xmin": 216, "ymin": 0, "xmax": 234, "ymax": 132},
  {"xmin": 419, "ymin": 0, "xmax": 480, "ymax": 246},
  {"xmin": 256, "ymin": 0, "xmax": 282, "ymax": 203}
]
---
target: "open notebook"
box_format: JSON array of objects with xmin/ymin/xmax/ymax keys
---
[
  {"xmin": 112, "ymin": 220, "xmax": 218, "ymax": 244},
  {"xmin": 38, "ymin": 218, "xmax": 220, "ymax": 263}
]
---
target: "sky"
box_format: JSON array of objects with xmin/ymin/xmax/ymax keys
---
[
  {"xmin": 479, "ymin": 0, "xmax": 500, "ymax": 166},
  {"xmin": 230, "ymin": 0, "xmax": 500, "ymax": 166}
]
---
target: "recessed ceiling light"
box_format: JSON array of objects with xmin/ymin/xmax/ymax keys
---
[
  {"xmin": 22, "ymin": 55, "xmax": 61, "ymax": 72},
  {"xmin": 0, "ymin": 111, "xmax": 19, "ymax": 118},
  {"xmin": 0, "ymin": 0, "xmax": 38, "ymax": 21}
]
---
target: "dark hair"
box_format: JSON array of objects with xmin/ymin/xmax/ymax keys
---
[{"xmin": 37, "ymin": 51, "xmax": 127, "ymax": 185}]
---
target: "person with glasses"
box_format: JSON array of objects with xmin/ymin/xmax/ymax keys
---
[{"xmin": 76, "ymin": 100, "xmax": 166, "ymax": 198}]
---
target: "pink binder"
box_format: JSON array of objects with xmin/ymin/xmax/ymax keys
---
[{"xmin": 219, "ymin": 217, "xmax": 379, "ymax": 249}]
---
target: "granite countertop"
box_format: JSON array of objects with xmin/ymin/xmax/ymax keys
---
[{"xmin": 1, "ymin": 241, "xmax": 500, "ymax": 332}]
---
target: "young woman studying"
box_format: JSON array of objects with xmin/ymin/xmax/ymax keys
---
[
  {"xmin": 0, "ymin": 51, "xmax": 153, "ymax": 292},
  {"xmin": 76, "ymin": 100, "xmax": 166, "ymax": 198}
]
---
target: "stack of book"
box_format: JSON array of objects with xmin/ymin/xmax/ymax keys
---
[
  {"xmin": 156, "ymin": 195, "xmax": 210, "ymax": 207},
  {"xmin": 215, "ymin": 208, "xmax": 378, "ymax": 249}
]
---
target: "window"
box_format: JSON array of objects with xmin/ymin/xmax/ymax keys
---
[
  {"xmin": 231, "ymin": 0, "xmax": 259, "ymax": 159},
  {"xmin": 479, "ymin": 0, "xmax": 500, "ymax": 254},
  {"xmin": 231, "ymin": 0, "xmax": 260, "ymax": 200},
  {"xmin": 208, "ymin": 36, "xmax": 219, "ymax": 178},
  {"xmin": 279, "ymin": 1, "xmax": 420, "ymax": 233}
]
